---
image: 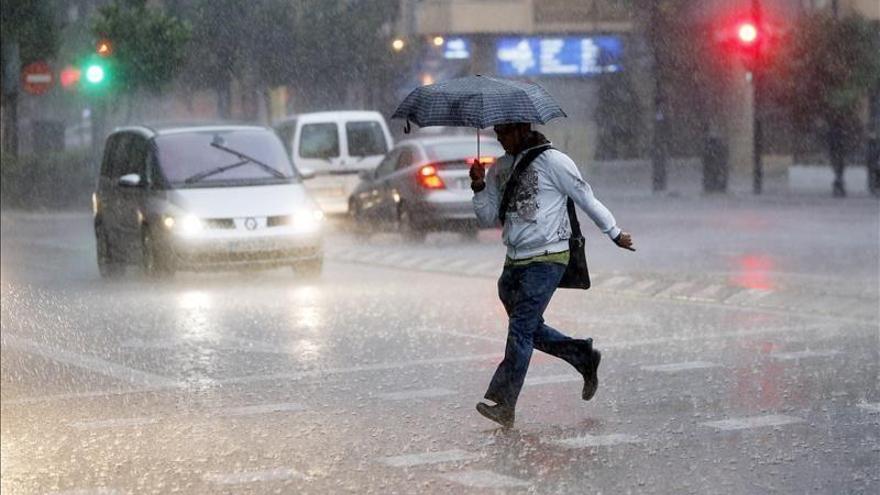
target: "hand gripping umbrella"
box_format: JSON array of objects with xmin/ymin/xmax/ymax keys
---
[{"xmin": 392, "ymin": 74, "xmax": 566, "ymax": 159}]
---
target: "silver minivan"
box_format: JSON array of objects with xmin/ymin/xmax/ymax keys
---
[
  {"xmin": 274, "ymin": 111, "xmax": 393, "ymax": 215},
  {"xmin": 92, "ymin": 124, "xmax": 324, "ymax": 278}
]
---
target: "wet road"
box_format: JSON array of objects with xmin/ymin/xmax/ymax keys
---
[{"xmin": 1, "ymin": 195, "xmax": 878, "ymax": 494}]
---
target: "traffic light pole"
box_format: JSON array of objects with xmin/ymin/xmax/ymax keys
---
[{"xmin": 751, "ymin": 0, "xmax": 763, "ymax": 195}]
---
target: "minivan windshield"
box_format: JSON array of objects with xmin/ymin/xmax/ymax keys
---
[
  {"xmin": 346, "ymin": 121, "xmax": 388, "ymax": 156},
  {"xmin": 156, "ymin": 130, "xmax": 297, "ymax": 186}
]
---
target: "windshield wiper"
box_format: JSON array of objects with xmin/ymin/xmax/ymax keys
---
[{"xmin": 184, "ymin": 142, "xmax": 286, "ymax": 184}]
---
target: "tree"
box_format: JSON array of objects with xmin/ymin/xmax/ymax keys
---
[
  {"xmin": 91, "ymin": 0, "xmax": 191, "ymax": 98},
  {"xmin": 181, "ymin": 0, "xmax": 399, "ymax": 120},
  {"xmin": 180, "ymin": 0, "xmax": 298, "ymax": 119},
  {"xmin": 768, "ymin": 12, "xmax": 880, "ymax": 196},
  {"xmin": 1, "ymin": 0, "xmax": 59, "ymax": 157}
]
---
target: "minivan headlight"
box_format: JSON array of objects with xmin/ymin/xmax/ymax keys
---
[
  {"xmin": 163, "ymin": 214, "xmax": 203, "ymax": 236},
  {"xmin": 293, "ymin": 208, "xmax": 324, "ymax": 232},
  {"xmin": 179, "ymin": 215, "xmax": 204, "ymax": 235}
]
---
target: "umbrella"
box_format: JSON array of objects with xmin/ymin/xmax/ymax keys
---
[{"xmin": 392, "ymin": 74, "xmax": 566, "ymax": 158}]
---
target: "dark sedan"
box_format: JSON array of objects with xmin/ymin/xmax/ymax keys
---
[{"xmin": 348, "ymin": 136, "xmax": 503, "ymax": 241}]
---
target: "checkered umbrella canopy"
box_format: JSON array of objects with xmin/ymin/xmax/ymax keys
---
[{"xmin": 392, "ymin": 75, "xmax": 566, "ymax": 129}]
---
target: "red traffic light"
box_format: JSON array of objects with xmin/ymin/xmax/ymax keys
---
[
  {"xmin": 60, "ymin": 66, "xmax": 81, "ymax": 88},
  {"xmin": 737, "ymin": 22, "xmax": 758, "ymax": 45},
  {"xmin": 96, "ymin": 38, "xmax": 113, "ymax": 57}
]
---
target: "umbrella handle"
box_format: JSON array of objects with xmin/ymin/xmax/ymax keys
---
[
  {"xmin": 476, "ymin": 127, "xmax": 480, "ymax": 163},
  {"xmin": 404, "ymin": 121, "xmax": 411, "ymax": 134}
]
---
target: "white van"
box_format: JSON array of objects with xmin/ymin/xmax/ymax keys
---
[{"xmin": 274, "ymin": 111, "xmax": 394, "ymax": 215}]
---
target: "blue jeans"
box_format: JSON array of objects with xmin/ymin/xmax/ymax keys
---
[{"xmin": 484, "ymin": 262, "xmax": 592, "ymax": 409}]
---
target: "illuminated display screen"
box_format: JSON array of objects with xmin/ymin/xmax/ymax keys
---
[{"xmin": 496, "ymin": 36, "xmax": 623, "ymax": 76}]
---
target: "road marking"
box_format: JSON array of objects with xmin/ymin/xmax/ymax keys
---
[
  {"xmin": 627, "ymin": 279, "xmax": 660, "ymax": 293},
  {"xmin": 857, "ymin": 403, "xmax": 880, "ymax": 414},
  {"xmin": 524, "ymin": 374, "xmax": 580, "ymax": 386},
  {"xmin": 215, "ymin": 352, "xmax": 501, "ymax": 386},
  {"xmin": 70, "ymin": 417, "xmax": 160, "ymax": 430},
  {"xmin": 2, "ymin": 334, "xmax": 180, "ymax": 389},
  {"xmin": 122, "ymin": 337, "xmax": 295, "ymax": 355},
  {"xmin": 770, "ymin": 349, "xmax": 840, "ymax": 361},
  {"xmin": 413, "ymin": 327, "xmax": 498, "ymax": 343},
  {"xmin": 550, "ymin": 433, "xmax": 641, "ymax": 449},
  {"xmin": 377, "ymin": 388, "xmax": 457, "ymax": 401},
  {"xmin": 725, "ymin": 288, "xmax": 774, "ymax": 304},
  {"xmin": 690, "ymin": 284, "xmax": 727, "ymax": 301},
  {"xmin": 1, "ymin": 386, "xmax": 175, "ymax": 406},
  {"xmin": 642, "ymin": 361, "xmax": 719, "ymax": 373},
  {"xmin": 380, "ymin": 449, "xmax": 479, "ymax": 467},
  {"xmin": 440, "ymin": 470, "xmax": 530, "ymax": 488},
  {"xmin": 596, "ymin": 275, "xmax": 631, "ymax": 290},
  {"xmin": 218, "ymin": 402, "xmax": 306, "ymax": 416},
  {"xmin": 655, "ymin": 281, "xmax": 695, "ymax": 298},
  {"xmin": 46, "ymin": 489, "xmax": 121, "ymax": 495},
  {"xmin": 203, "ymin": 467, "xmax": 306, "ymax": 485},
  {"xmin": 701, "ymin": 414, "xmax": 804, "ymax": 431}
]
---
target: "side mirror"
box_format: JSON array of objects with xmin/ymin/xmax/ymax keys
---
[
  {"xmin": 118, "ymin": 173, "xmax": 142, "ymax": 188},
  {"xmin": 358, "ymin": 169, "xmax": 373, "ymax": 181},
  {"xmin": 299, "ymin": 167, "xmax": 316, "ymax": 180}
]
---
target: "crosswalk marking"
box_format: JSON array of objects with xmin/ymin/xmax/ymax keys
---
[
  {"xmin": 725, "ymin": 288, "xmax": 774, "ymax": 304},
  {"xmin": 440, "ymin": 470, "xmax": 530, "ymax": 488},
  {"xmin": 203, "ymin": 467, "xmax": 305, "ymax": 484},
  {"xmin": 380, "ymin": 449, "xmax": 478, "ymax": 467},
  {"xmin": 550, "ymin": 433, "xmax": 641, "ymax": 449},
  {"xmin": 655, "ymin": 281, "xmax": 695, "ymax": 298},
  {"xmin": 218, "ymin": 402, "xmax": 305, "ymax": 416},
  {"xmin": 377, "ymin": 388, "xmax": 456, "ymax": 401},
  {"xmin": 3, "ymin": 334, "xmax": 180, "ymax": 389},
  {"xmin": 690, "ymin": 284, "xmax": 727, "ymax": 301},
  {"xmin": 70, "ymin": 417, "xmax": 160, "ymax": 430},
  {"xmin": 524, "ymin": 374, "xmax": 580, "ymax": 386},
  {"xmin": 858, "ymin": 403, "xmax": 880, "ymax": 414},
  {"xmin": 770, "ymin": 349, "xmax": 840, "ymax": 361},
  {"xmin": 642, "ymin": 361, "xmax": 719, "ymax": 373},
  {"xmin": 46, "ymin": 489, "xmax": 121, "ymax": 495},
  {"xmin": 701, "ymin": 414, "xmax": 803, "ymax": 431}
]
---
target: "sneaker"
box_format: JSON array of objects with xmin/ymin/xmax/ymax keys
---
[
  {"xmin": 582, "ymin": 349, "xmax": 601, "ymax": 401},
  {"xmin": 476, "ymin": 402, "xmax": 515, "ymax": 428}
]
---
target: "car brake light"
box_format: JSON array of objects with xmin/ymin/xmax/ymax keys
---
[{"xmin": 417, "ymin": 164, "xmax": 445, "ymax": 189}]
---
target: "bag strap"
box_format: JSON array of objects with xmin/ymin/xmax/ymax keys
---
[
  {"xmin": 498, "ymin": 144, "xmax": 552, "ymax": 225},
  {"xmin": 566, "ymin": 197, "xmax": 583, "ymax": 239}
]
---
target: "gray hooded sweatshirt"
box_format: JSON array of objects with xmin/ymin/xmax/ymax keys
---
[{"xmin": 472, "ymin": 138, "xmax": 620, "ymax": 260}]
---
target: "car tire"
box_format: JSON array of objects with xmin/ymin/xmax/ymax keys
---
[
  {"xmin": 294, "ymin": 257, "xmax": 323, "ymax": 278},
  {"xmin": 141, "ymin": 228, "xmax": 175, "ymax": 278},
  {"xmin": 349, "ymin": 199, "xmax": 370, "ymax": 239},
  {"xmin": 96, "ymin": 225, "xmax": 124, "ymax": 279},
  {"xmin": 398, "ymin": 204, "xmax": 426, "ymax": 243}
]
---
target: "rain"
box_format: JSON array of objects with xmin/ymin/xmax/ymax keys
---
[{"xmin": 1, "ymin": 0, "xmax": 879, "ymax": 493}]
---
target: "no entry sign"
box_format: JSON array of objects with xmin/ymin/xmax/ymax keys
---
[{"xmin": 21, "ymin": 61, "xmax": 54, "ymax": 95}]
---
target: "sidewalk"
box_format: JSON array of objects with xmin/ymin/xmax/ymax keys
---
[{"xmin": 583, "ymin": 159, "xmax": 877, "ymax": 200}]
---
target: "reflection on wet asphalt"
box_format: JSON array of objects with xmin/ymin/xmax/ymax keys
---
[{"xmin": 1, "ymin": 200, "xmax": 878, "ymax": 494}]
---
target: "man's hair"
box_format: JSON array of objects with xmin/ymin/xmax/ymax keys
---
[{"xmin": 493, "ymin": 122, "xmax": 531, "ymax": 134}]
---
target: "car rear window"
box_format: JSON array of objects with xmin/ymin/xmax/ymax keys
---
[
  {"xmin": 155, "ymin": 130, "xmax": 295, "ymax": 185},
  {"xmin": 425, "ymin": 141, "xmax": 504, "ymax": 162},
  {"xmin": 346, "ymin": 121, "xmax": 388, "ymax": 156},
  {"xmin": 300, "ymin": 123, "xmax": 340, "ymax": 159}
]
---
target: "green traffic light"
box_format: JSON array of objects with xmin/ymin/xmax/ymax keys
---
[{"xmin": 85, "ymin": 64, "xmax": 106, "ymax": 84}]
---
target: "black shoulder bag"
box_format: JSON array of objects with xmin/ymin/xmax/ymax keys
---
[{"xmin": 499, "ymin": 145, "xmax": 591, "ymax": 290}]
